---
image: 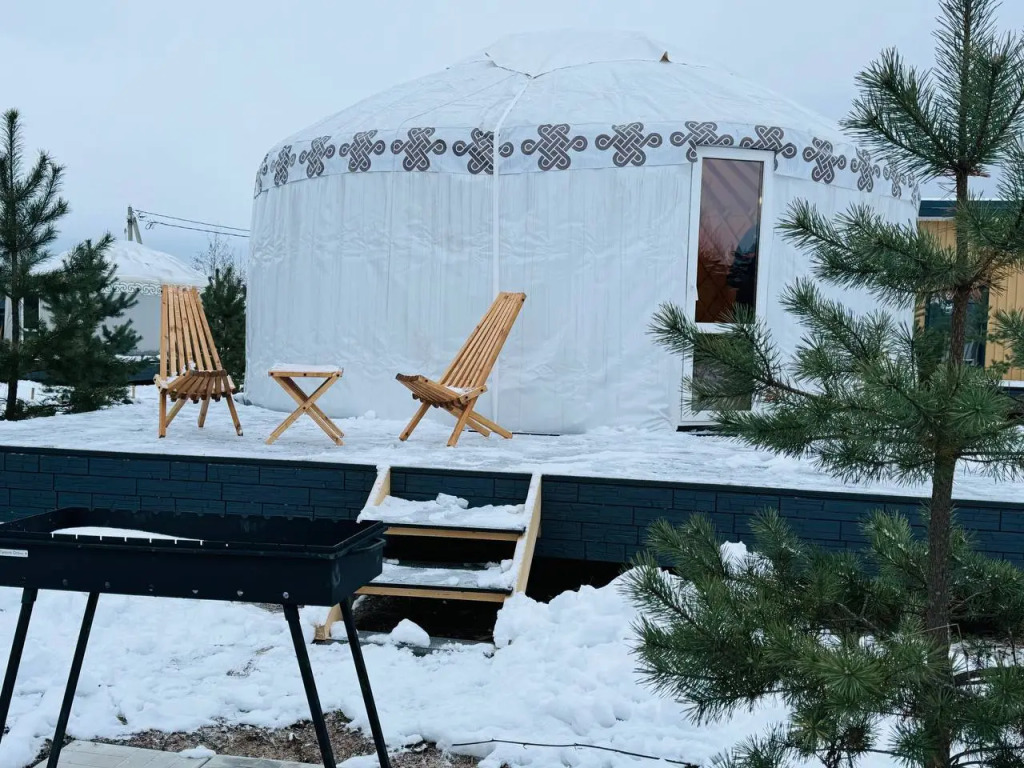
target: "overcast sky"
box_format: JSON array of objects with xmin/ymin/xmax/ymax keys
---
[{"xmin": 3, "ymin": 0, "xmax": 1023, "ymax": 263}]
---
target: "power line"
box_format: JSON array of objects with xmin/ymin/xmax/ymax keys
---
[
  {"xmin": 135, "ymin": 209, "xmax": 250, "ymax": 234},
  {"xmin": 450, "ymin": 738, "xmax": 699, "ymax": 766},
  {"xmin": 140, "ymin": 220, "xmax": 250, "ymax": 238}
]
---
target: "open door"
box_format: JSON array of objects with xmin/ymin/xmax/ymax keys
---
[{"xmin": 680, "ymin": 148, "xmax": 773, "ymax": 426}]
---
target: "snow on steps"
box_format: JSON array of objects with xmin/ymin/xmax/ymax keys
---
[
  {"xmin": 358, "ymin": 493, "xmax": 528, "ymax": 534},
  {"xmin": 315, "ymin": 466, "xmax": 542, "ymax": 640},
  {"xmin": 360, "ymin": 559, "xmax": 515, "ymax": 601}
]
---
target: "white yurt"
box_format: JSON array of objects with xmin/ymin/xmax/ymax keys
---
[
  {"xmin": 248, "ymin": 30, "xmax": 919, "ymax": 433},
  {"xmin": 33, "ymin": 239, "xmax": 207, "ymax": 356}
]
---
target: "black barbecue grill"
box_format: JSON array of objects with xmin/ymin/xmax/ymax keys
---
[{"xmin": 0, "ymin": 507, "xmax": 392, "ymax": 768}]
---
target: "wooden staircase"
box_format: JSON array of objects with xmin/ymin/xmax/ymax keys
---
[{"xmin": 314, "ymin": 466, "xmax": 541, "ymax": 641}]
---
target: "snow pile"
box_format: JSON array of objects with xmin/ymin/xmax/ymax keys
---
[
  {"xmin": 389, "ymin": 619, "xmax": 430, "ymax": 648},
  {"xmin": 359, "ymin": 493, "xmax": 527, "ymax": 531},
  {"xmin": 179, "ymin": 745, "xmax": 216, "ymax": 758},
  {"xmin": 0, "ymin": 566, "xmax": 811, "ymax": 768}
]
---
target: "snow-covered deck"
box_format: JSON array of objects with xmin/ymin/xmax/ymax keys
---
[{"xmin": 0, "ymin": 386, "xmax": 1020, "ymax": 503}]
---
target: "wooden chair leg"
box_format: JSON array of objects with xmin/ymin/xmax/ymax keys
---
[
  {"xmin": 465, "ymin": 413, "xmax": 493, "ymax": 438},
  {"xmin": 466, "ymin": 409, "xmax": 513, "ymax": 439},
  {"xmin": 165, "ymin": 397, "xmax": 188, "ymax": 428},
  {"xmin": 447, "ymin": 398, "xmax": 477, "ymax": 447},
  {"xmin": 224, "ymin": 390, "xmax": 243, "ymax": 437},
  {"xmin": 447, "ymin": 405, "xmax": 492, "ymax": 438},
  {"xmin": 399, "ymin": 402, "xmax": 430, "ymax": 442},
  {"xmin": 158, "ymin": 390, "xmax": 168, "ymax": 438},
  {"xmin": 198, "ymin": 393, "xmax": 211, "ymax": 428}
]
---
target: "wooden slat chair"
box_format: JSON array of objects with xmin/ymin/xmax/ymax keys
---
[
  {"xmin": 397, "ymin": 291, "xmax": 525, "ymax": 447},
  {"xmin": 155, "ymin": 284, "xmax": 242, "ymax": 438}
]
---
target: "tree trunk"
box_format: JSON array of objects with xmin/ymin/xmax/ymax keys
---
[
  {"xmin": 926, "ymin": 455, "xmax": 956, "ymax": 634},
  {"xmin": 925, "ymin": 452, "xmax": 956, "ymax": 768},
  {"xmin": 4, "ymin": 288, "xmax": 20, "ymax": 421},
  {"xmin": 919, "ymin": 169, "xmax": 972, "ymax": 768}
]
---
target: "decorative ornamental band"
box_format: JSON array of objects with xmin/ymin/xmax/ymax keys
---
[
  {"xmin": 112, "ymin": 282, "xmax": 163, "ymax": 296},
  {"xmin": 254, "ymin": 121, "xmax": 919, "ymax": 206}
]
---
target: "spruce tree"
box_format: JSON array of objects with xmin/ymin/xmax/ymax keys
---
[
  {"xmin": 633, "ymin": 1, "xmax": 1024, "ymax": 766},
  {"xmin": 36, "ymin": 235, "xmax": 142, "ymax": 413},
  {"xmin": 201, "ymin": 265, "xmax": 246, "ymax": 387},
  {"xmin": 0, "ymin": 109, "xmax": 69, "ymax": 419}
]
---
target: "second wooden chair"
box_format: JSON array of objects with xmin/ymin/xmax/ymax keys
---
[{"xmin": 396, "ymin": 291, "xmax": 526, "ymax": 447}]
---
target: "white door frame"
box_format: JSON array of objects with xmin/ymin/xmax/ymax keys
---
[{"xmin": 679, "ymin": 147, "xmax": 775, "ymax": 426}]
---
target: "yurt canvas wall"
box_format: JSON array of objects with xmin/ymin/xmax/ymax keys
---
[{"xmin": 247, "ymin": 31, "xmax": 921, "ymax": 433}]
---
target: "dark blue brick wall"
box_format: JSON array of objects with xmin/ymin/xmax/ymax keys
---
[
  {"xmin": 0, "ymin": 447, "xmax": 377, "ymax": 524},
  {"xmin": 390, "ymin": 467, "xmax": 531, "ymax": 508},
  {"xmin": 1, "ymin": 447, "xmax": 1022, "ymax": 568},
  {"xmin": 540, "ymin": 475, "xmax": 1024, "ymax": 567}
]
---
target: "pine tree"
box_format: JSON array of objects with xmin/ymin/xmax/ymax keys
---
[
  {"xmin": 36, "ymin": 235, "xmax": 142, "ymax": 413},
  {"xmin": 0, "ymin": 109, "xmax": 69, "ymax": 419},
  {"xmin": 636, "ymin": 1, "xmax": 1024, "ymax": 766},
  {"xmin": 201, "ymin": 265, "xmax": 245, "ymax": 387},
  {"xmin": 626, "ymin": 511, "xmax": 1024, "ymax": 768}
]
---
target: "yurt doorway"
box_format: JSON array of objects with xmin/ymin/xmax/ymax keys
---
[{"xmin": 679, "ymin": 148, "xmax": 773, "ymax": 426}]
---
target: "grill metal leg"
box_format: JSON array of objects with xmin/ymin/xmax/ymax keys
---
[
  {"xmin": 340, "ymin": 597, "xmax": 391, "ymax": 768},
  {"xmin": 284, "ymin": 604, "xmax": 337, "ymax": 768},
  {"xmin": 47, "ymin": 592, "xmax": 99, "ymax": 768},
  {"xmin": 0, "ymin": 587, "xmax": 37, "ymax": 745}
]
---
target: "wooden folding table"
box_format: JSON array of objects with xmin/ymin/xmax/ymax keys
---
[{"xmin": 266, "ymin": 365, "xmax": 345, "ymax": 445}]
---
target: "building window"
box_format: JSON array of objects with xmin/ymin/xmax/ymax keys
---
[
  {"xmin": 924, "ymin": 289, "xmax": 988, "ymax": 366},
  {"xmin": 695, "ymin": 158, "xmax": 764, "ymax": 323},
  {"xmin": 23, "ymin": 296, "xmax": 39, "ymax": 331}
]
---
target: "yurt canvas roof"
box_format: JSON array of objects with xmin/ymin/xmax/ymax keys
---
[
  {"xmin": 254, "ymin": 30, "xmax": 918, "ymax": 205},
  {"xmin": 41, "ymin": 239, "xmax": 206, "ymax": 287}
]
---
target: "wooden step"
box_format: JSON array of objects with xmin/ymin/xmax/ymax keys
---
[
  {"xmin": 314, "ymin": 468, "xmax": 542, "ymax": 641},
  {"xmin": 377, "ymin": 523, "xmax": 521, "ymax": 542},
  {"xmin": 358, "ymin": 561, "xmax": 513, "ymax": 602}
]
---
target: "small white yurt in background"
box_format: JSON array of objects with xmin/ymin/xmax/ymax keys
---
[
  {"xmin": 248, "ymin": 30, "xmax": 920, "ymax": 433},
  {"xmin": 31, "ymin": 239, "xmax": 207, "ymax": 356}
]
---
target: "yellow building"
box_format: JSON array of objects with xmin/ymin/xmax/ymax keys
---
[{"xmin": 918, "ymin": 200, "xmax": 1024, "ymax": 385}]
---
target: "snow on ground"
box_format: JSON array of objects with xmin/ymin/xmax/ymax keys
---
[
  {"xmin": 0, "ymin": 571, "xmax": 902, "ymax": 768},
  {"xmin": 0, "ymin": 386, "xmax": 1020, "ymax": 502},
  {"xmin": 0, "ymin": 380, "xmax": 52, "ymax": 405}
]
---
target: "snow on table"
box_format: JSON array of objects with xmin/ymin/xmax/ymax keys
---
[
  {"xmin": 52, "ymin": 526, "xmax": 200, "ymax": 542},
  {"xmin": 358, "ymin": 493, "xmax": 527, "ymax": 531},
  {"xmin": 0, "ymin": 385, "xmax": 1020, "ymax": 503},
  {"xmin": 373, "ymin": 559, "xmax": 514, "ymax": 591},
  {"xmin": 269, "ymin": 363, "xmax": 342, "ymax": 374}
]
